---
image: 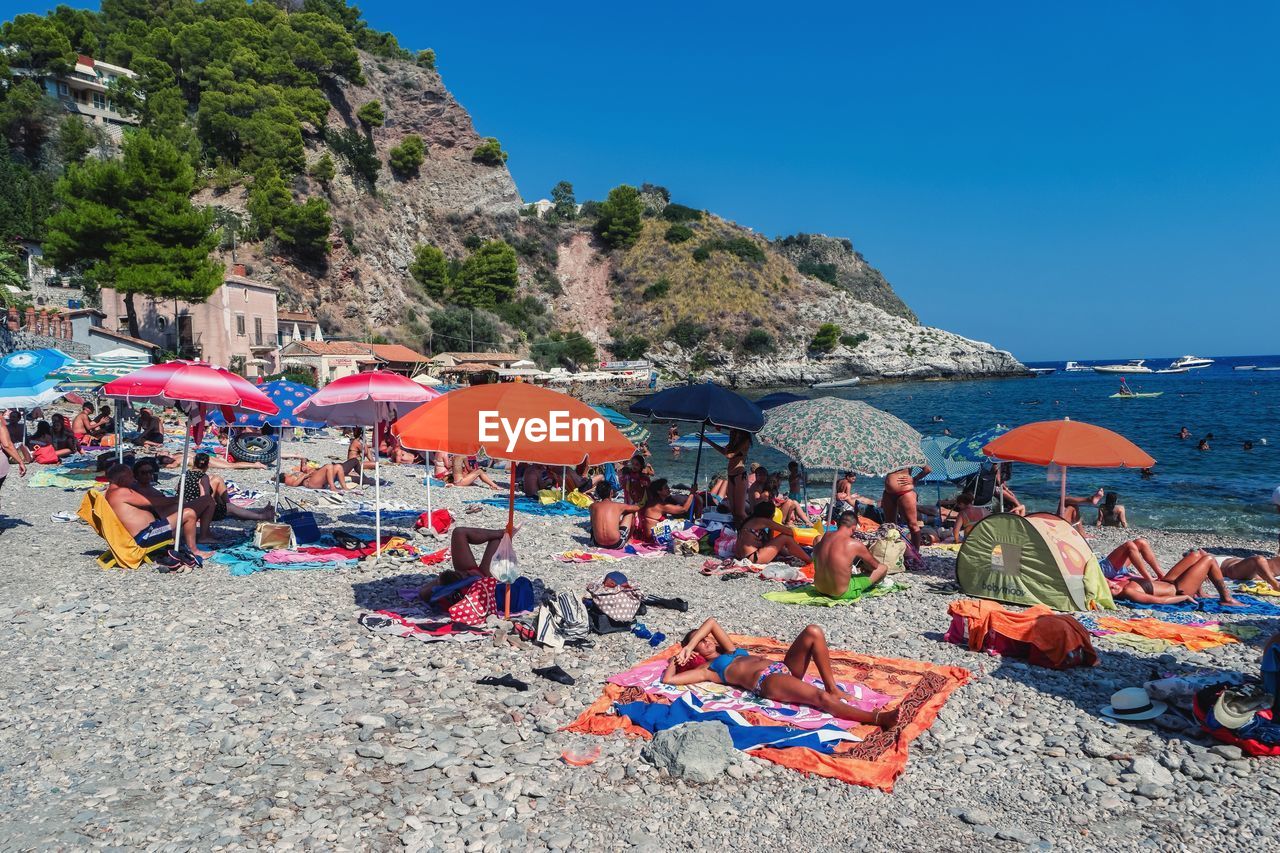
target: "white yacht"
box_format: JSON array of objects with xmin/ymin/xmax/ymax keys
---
[
  {"xmin": 1063, "ymin": 361, "xmax": 1091, "ymax": 372},
  {"xmin": 1093, "ymin": 359, "xmax": 1153, "ymax": 375},
  {"xmin": 1169, "ymin": 355, "xmax": 1214, "ymax": 370}
]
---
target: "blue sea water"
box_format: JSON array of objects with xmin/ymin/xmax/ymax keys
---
[{"xmin": 642, "ymin": 355, "xmax": 1280, "ymax": 537}]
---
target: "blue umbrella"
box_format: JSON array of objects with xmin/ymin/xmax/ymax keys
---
[
  {"xmin": 0, "ymin": 348, "xmax": 76, "ymax": 408},
  {"xmin": 945, "ymin": 424, "xmax": 1011, "ymax": 463},
  {"xmin": 205, "ymin": 380, "xmax": 325, "ymax": 430},
  {"xmin": 630, "ymin": 382, "xmax": 764, "ymax": 511},
  {"xmin": 756, "ymin": 391, "xmax": 808, "ymax": 410},
  {"xmin": 920, "ymin": 436, "xmax": 981, "ymax": 483}
]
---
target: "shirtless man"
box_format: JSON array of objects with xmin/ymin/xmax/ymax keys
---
[
  {"xmin": 71, "ymin": 402, "xmax": 96, "ymax": 444},
  {"xmin": 105, "ymin": 463, "xmax": 209, "ymax": 558},
  {"xmin": 522, "ymin": 463, "xmax": 553, "ymax": 497},
  {"xmin": 132, "ymin": 458, "xmax": 218, "ymax": 547},
  {"xmin": 135, "ymin": 408, "xmax": 164, "ymax": 449},
  {"xmin": 588, "ymin": 482, "xmax": 638, "ymax": 548},
  {"xmin": 811, "ymin": 511, "xmax": 888, "ymax": 599},
  {"xmin": 881, "ymin": 465, "xmax": 931, "ymax": 549},
  {"xmin": 833, "ymin": 471, "xmax": 871, "ymax": 516}
]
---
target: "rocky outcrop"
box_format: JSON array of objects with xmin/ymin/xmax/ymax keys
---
[{"xmin": 773, "ymin": 233, "xmax": 918, "ymax": 323}]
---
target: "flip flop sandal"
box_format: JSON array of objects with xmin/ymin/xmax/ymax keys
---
[
  {"xmin": 50, "ymin": 511, "xmax": 78, "ymax": 523},
  {"xmin": 532, "ymin": 665, "xmax": 576, "ymax": 686},
  {"xmin": 476, "ymin": 674, "xmax": 529, "ymax": 692},
  {"xmin": 465, "ymin": 505, "xmax": 484, "ymax": 515}
]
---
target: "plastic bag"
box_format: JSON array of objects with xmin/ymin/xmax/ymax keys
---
[{"xmin": 491, "ymin": 532, "xmax": 519, "ymax": 583}]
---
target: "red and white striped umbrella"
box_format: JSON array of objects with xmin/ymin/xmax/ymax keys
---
[{"xmin": 102, "ymin": 361, "xmax": 279, "ymax": 420}]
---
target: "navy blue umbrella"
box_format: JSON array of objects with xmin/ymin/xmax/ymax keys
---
[
  {"xmin": 756, "ymin": 391, "xmax": 809, "ymax": 410},
  {"xmin": 630, "ymin": 382, "xmax": 764, "ymax": 511}
]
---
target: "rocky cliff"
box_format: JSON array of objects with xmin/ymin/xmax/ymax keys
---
[{"xmin": 210, "ymin": 51, "xmax": 1022, "ymax": 383}]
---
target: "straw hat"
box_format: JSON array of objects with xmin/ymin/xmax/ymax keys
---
[
  {"xmin": 1211, "ymin": 684, "xmax": 1270, "ymax": 729},
  {"xmin": 1099, "ymin": 687, "xmax": 1166, "ymax": 721}
]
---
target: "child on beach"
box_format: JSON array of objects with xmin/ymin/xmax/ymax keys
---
[{"xmin": 663, "ymin": 617, "xmax": 899, "ymax": 728}]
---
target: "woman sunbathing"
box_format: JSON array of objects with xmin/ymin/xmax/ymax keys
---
[
  {"xmin": 1190, "ymin": 550, "xmax": 1280, "ymax": 592},
  {"xmin": 278, "ymin": 458, "xmax": 361, "ymax": 491},
  {"xmin": 662, "ymin": 618, "xmax": 898, "ymax": 727},
  {"xmin": 1105, "ymin": 547, "xmax": 1245, "ymax": 607},
  {"xmin": 734, "ymin": 500, "xmax": 810, "ymax": 564}
]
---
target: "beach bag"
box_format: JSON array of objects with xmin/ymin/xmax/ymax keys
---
[
  {"xmin": 278, "ymin": 501, "xmax": 321, "ymax": 545},
  {"xmin": 870, "ymin": 535, "xmax": 907, "ymax": 575},
  {"xmin": 587, "ymin": 580, "xmax": 645, "ymax": 622},
  {"xmin": 495, "ymin": 577, "xmax": 535, "ymax": 614},
  {"xmin": 254, "ymin": 521, "xmax": 295, "ymax": 550},
  {"xmin": 672, "ymin": 537, "xmax": 700, "ymax": 557},
  {"xmin": 714, "ymin": 531, "xmax": 738, "ymax": 559},
  {"xmin": 33, "ymin": 445, "xmax": 58, "ymax": 465},
  {"xmin": 491, "ymin": 532, "xmax": 519, "ymax": 583},
  {"xmin": 448, "ymin": 576, "xmax": 498, "ymax": 625},
  {"xmin": 414, "ymin": 508, "xmax": 454, "ymax": 534},
  {"xmin": 534, "ymin": 604, "xmax": 565, "ymax": 649},
  {"xmin": 549, "ymin": 590, "xmax": 590, "ymax": 638}
]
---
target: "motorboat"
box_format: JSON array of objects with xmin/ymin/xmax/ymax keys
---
[
  {"xmin": 1111, "ymin": 379, "xmax": 1161, "ymax": 399},
  {"xmin": 1063, "ymin": 361, "xmax": 1091, "ymax": 372},
  {"xmin": 1234, "ymin": 365, "xmax": 1257, "ymax": 371},
  {"xmin": 1028, "ymin": 367, "xmax": 1056, "ymax": 376},
  {"xmin": 810, "ymin": 377, "xmax": 861, "ymax": 389},
  {"xmin": 1257, "ymin": 367, "xmax": 1280, "ymax": 372},
  {"xmin": 1093, "ymin": 359, "xmax": 1153, "ymax": 375},
  {"xmin": 1154, "ymin": 366, "xmax": 1189, "ymax": 374},
  {"xmin": 1169, "ymin": 355, "xmax": 1214, "ymax": 370}
]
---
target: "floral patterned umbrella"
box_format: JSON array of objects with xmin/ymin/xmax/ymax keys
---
[{"xmin": 758, "ymin": 398, "xmax": 926, "ymax": 475}]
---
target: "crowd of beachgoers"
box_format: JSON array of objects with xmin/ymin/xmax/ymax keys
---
[{"xmin": 3, "ymin": 395, "xmax": 1280, "ymax": 852}]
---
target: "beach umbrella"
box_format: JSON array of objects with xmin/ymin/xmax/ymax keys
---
[
  {"xmin": 920, "ymin": 436, "xmax": 981, "ymax": 484},
  {"xmin": 982, "ymin": 418, "xmax": 1155, "ymax": 517},
  {"xmin": 630, "ymin": 382, "xmax": 764, "ymax": 506},
  {"xmin": 394, "ymin": 383, "xmax": 636, "ymax": 616},
  {"xmin": 103, "ymin": 361, "xmax": 279, "ymax": 553},
  {"xmin": 294, "ymin": 371, "xmax": 439, "ymax": 553},
  {"xmin": 0, "ymin": 348, "xmax": 76, "ymax": 409},
  {"xmin": 50, "ymin": 351, "xmax": 150, "ymax": 390},
  {"xmin": 758, "ymin": 398, "xmax": 926, "ymax": 521},
  {"xmin": 591, "ymin": 405, "xmax": 650, "ymax": 445},
  {"xmin": 944, "ymin": 424, "xmax": 1011, "ymax": 463},
  {"xmin": 756, "ymin": 391, "xmax": 808, "ymax": 410}
]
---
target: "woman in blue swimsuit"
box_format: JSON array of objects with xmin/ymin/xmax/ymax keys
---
[{"xmin": 661, "ymin": 618, "xmax": 898, "ymax": 728}]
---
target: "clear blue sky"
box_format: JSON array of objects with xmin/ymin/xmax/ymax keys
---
[{"xmin": 7, "ymin": 1, "xmax": 1279, "ymax": 361}]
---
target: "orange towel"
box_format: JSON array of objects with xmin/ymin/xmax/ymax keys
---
[
  {"xmin": 948, "ymin": 599, "xmax": 1098, "ymax": 668},
  {"xmin": 1096, "ymin": 616, "xmax": 1237, "ymax": 651},
  {"xmin": 563, "ymin": 636, "xmax": 970, "ymax": 792}
]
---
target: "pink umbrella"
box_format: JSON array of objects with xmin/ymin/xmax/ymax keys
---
[
  {"xmin": 103, "ymin": 361, "xmax": 279, "ymax": 554},
  {"xmin": 295, "ymin": 371, "xmax": 440, "ymax": 552}
]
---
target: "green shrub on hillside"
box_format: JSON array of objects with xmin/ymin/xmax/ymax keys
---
[
  {"xmin": 642, "ymin": 278, "xmax": 670, "ymax": 301},
  {"xmin": 451, "ymin": 240, "xmax": 518, "ymax": 308},
  {"xmin": 309, "ymin": 153, "xmax": 336, "ymax": 186},
  {"xmin": 692, "ymin": 236, "xmax": 765, "ymax": 264},
  {"xmin": 839, "ymin": 332, "xmax": 868, "ymax": 348},
  {"xmin": 410, "ymin": 244, "xmax": 449, "ymax": 300},
  {"xmin": 798, "ymin": 259, "xmax": 839, "ymax": 286},
  {"xmin": 472, "ymin": 137, "xmax": 508, "ymax": 165},
  {"xmin": 494, "ymin": 296, "xmax": 548, "ymax": 334},
  {"xmin": 742, "ymin": 329, "xmax": 775, "ymax": 355},
  {"xmin": 660, "ymin": 203, "xmax": 702, "ymax": 223},
  {"xmin": 428, "ymin": 307, "xmax": 501, "ymax": 354},
  {"xmin": 595, "ymin": 185, "xmax": 644, "ymax": 250},
  {"xmin": 810, "ymin": 323, "xmax": 841, "ymax": 353},
  {"xmin": 388, "ymin": 134, "xmax": 425, "ymax": 176},
  {"xmin": 416, "ymin": 49, "xmax": 436, "ymax": 69},
  {"xmin": 327, "ymin": 127, "xmax": 380, "ymax": 186},
  {"xmin": 608, "ymin": 335, "xmax": 649, "ymax": 360},
  {"xmin": 664, "ymin": 223, "xmax": 693, "ymax": 243},
  {"xmin": 275, "ymin": 197, "xmax": 332, "ymax": 261},
  {"xmin": 531, "ymin": 331, "xmax": 595, "ymax": 369},
  {"xmin": 667, "ymin": 320, "xmax": 708, "ymax": 349},
  {"xmin": 357, "ymin": 100, "xmax": 386, "ymax": 128}
]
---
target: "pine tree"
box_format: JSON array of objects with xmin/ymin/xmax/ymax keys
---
[
  {"xmin": 357, "ymin": 100, "xmax": 385, "ymax": 128},
  {"xmin": 409, "ymin": 244, "xmax": 449, "ymax": 300},
  {"xmin": 550, "ymin": 180, "xmax": 576, "ymax": 220},
  {"xmin": 595, "ymin": 184, "xmax": 643, "ymax": 250},
  {"xmin": 451, "ymin": 240, "xmax": 517, "ymax": 308},
  {"xmin": 44, "ymin": 130, "xmax": 222, "ymax": 337}
]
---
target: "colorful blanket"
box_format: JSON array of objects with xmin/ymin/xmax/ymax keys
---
[
  {"xmin": 1094, "ymin": 616, "xmax": 1237, "ymax": 651},
  {"xmin": 762, "ymin": 581, "xmax": 908, "ymax": 607},
  {"xmin": 616, "ymin": 693, "xmax": 861, "ymax": 753},
  {"xmin": 557, "ymin": 543, "xmax": 666, "ymax": 563},
  {"xmin": 28, "ymin": 469, "xmax": 102, "ymax": 490},
  {"xmin": 565, "ymin": 636, "xmax": 970, "ymax": 791},
  {"xmin": 357, "ymin": 610, "xmax": 491, "ymax": 643},
  {"xmin": 1119, "ymin": 594, "xmax": 1280, "ymax": 616},
  {"xmin": 210, "ymin": 544, "xmax": 357, "ymax": 576},
  {"xmin": 469, "ymin": 496, "xmax": 589, "ymax": 517}
]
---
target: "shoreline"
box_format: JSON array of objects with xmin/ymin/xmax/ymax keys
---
[{"xmin": 2, "ymin": 446, "xmax": 1278, "ymax": 850}]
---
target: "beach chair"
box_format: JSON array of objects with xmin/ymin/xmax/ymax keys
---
[{"xmin": 77, "ymin": 490, "xmax": 174, "ymax": 570}]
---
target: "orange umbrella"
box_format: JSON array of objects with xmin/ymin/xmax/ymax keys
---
[
  {"xmin": 983, "ymin": 418, "xmax": 1155, "ymax": 516},
  {"xmin": 394, "ymin": 383, "xmax": 635, "ymax": 615}
]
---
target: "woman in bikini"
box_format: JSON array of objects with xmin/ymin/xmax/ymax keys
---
[
  {"xmin": 345, "ymin": 428, "xmax": 376, "ymax": 471},
  {"xmin": 881, "ymin": 464, "xmax": 930, "ymax": 549},
  {"xmin": 663, "ymin": 617, "xmax": 898, "ymax": 728},
  {"xmin": 707, "ymin": 428, "xmax": 752, "ymax": 524},
  {"xmin": 633, "ymin": 479, "xmax": 698, "ymax": 544},
  {"xmin": 733, "ymin": 501, "xmax": 811, "ymax": 563},
  {"xmin": 1095, "ymin": 492, "xmax": 1128, "ymax": 528},
  {"xmin": 1104, "ymin": 548, "xmax": 1245, "ymax": 607}
]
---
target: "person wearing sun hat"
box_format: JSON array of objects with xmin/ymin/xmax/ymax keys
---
[{"xmin": 1099, "ymin": 687, "xmax": 1167, "ymax": 722}]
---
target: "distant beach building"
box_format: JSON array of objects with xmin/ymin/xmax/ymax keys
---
[
  {"xmin": 277, "ymin": 310, "xmax": 324, "ymax": 346},
  {"xmin": 279, "ymin": 341, "xmax": 431, "ymax": 384}
]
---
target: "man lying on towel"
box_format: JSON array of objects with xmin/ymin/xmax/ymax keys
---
[
  {"xmin": 662, "ymin": 617, "xmax": 898, "ymax": 727},
  {"xmin": 811, "ymin": 511, "xmax": 888, "ymax": 599}
]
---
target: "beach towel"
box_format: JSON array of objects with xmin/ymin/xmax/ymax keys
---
[
  {"xmin": 615, "ymin": 693, "xmax": 861, "ymax": 753},
  {"xmin": 1098, "ymin": 633, "xmax": 1172, "ymax": 653},
  {"xmin": 946, "ymin": 599, "xmax": 1097, "ymax": 669},
  {"xmin": 1235, "ymin": 582, "xmax": 1280, "ymax": 597},
  {"xmin": 30, "ymin": 469, "xmax": 102, "ymax": 490},
  {"xmin": 357, "ymin": 610, "xmax": 490, "ymax": 643},
  {"xmin": 1119, "ymin": 595, "xmax": 1280, "ymax": 617},
  {"xmin": 762, "ymin": 581, "xmax": 907, "ymax": 607},
  {"xmin": 210, "ymin": 544, "xmax": 356, "ymax": 576},
  {"xmin": 556, "ymin": 543, "xmax": 666, "ymax": 563},
  {"xmin": 564, "ymin": 636, "xmax": 970, "ymax": 791},
  {"xmin": 469, "ymin": 496, "xmax": 589, "ymax": 517},
  {"xmin": 1095, "ymin": 616, "xmax": 1237, "ymax": 651}
]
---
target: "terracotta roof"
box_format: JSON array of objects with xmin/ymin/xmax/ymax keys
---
[
  {"xmin": 364, "ymin": 343, "xmax": 430, "ymax": 363},
  {"xmin": 223, "ymin": 274, "xmax": 278, "ymax": 291},
  {"xmin": 88, "ymin": 327, "xmax": 159, "ymax": 350},
  {"xmin": 278, "ymin": 310, "xmax": 318, "ymax": 323},
  {"xmin": 443, "ymin": 362, "xmax": 499, "ymax": 373},
  {"xmin": 287, "ymin": 340, "xmax": 377, "ymax": 358}
]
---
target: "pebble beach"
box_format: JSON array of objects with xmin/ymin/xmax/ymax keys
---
[{"xmin": 2, "ymin": 443, "xmax": 1279, "ymax": 853}]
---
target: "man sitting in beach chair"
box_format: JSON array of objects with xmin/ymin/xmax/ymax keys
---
[
  {"xmin": 811, "ymin": 511, "xmax": 889, "ymax": 599},
  {"xmin": 104, "ymin": 463, "xmax": 211, "ymax": 561},
  {"xmin": 78, "ymin": 488, "xmax": 181, "ymax": 571}
]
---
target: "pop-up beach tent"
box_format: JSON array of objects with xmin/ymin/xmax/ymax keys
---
[{"xmin": 956, "ymin": 512, "xmax": 1115, "ymax": 611}]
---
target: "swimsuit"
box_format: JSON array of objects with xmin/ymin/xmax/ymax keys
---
[
  {"xmin": 708, "ymin": 648, "xmax": 748, "ymax": 681},
  {"xmin": 754, "ymin": 661, "xmax": 791, "ymax": 694},
  {"xmin": 135, "ymin": 518, "xmax": 173, "ymax": 548},
  {"xmin": 829, "ymin": 574, "xmax": 875, "ymax": 600}
]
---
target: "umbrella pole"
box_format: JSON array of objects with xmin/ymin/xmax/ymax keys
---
[
  {"xmin": 1059, "ymin": 466, "xmax": 1068, "ymax": 520},
  {"xmin": 425, "ymin": 454, "xmax": 433, "ymax": 530},
  {"xmin": 690, "ymin": 423, "xmax": 706, "ymax": 520},
  {"xmin": 115, "ymin": 401, "xmax": 123, "ymax": 463},
  {"xmin": 274, "ymin": 429, "xmax": 285, "ymax": 514},
  {"xmin": 504, "ymin": 472, "xmax": 516, "ymax": 619},
  {"xmin": 561, "ymin": 466, "xmax": 566, "ymax": 501},
  {"xmin": 829, "ymin": 471, "xmax": 838, "ymax": 524},
  {"xmin": 374, "ymin": 431, "xmax": 382, "ymax": 559},
  {"xmin": 175, "ymin": 419, "xmax": 192, "ymax": 553}
]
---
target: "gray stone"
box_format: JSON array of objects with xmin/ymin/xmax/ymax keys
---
[
  {"xmin": 961, "ymin": 809, "xmax": 993, "ymax": 826},
  {"xmin": 641, "ymin": 722, "xmax": 737, "ymax": 784},
  {"xmin": 356, "ymin": 743, "xmax": 385, "ymax": 759},
  {"xmin": 1128, "ymin": 755, "xmax": 1174, "ymax": 788},
  {"xmin": 1210, "ymin": 744, "xmax": 1244, "ymax": 761}
]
